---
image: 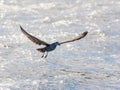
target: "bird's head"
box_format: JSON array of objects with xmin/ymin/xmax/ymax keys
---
[{"xmin": 55, "ymin": 42, "xmax": 60, "ymax": 46}]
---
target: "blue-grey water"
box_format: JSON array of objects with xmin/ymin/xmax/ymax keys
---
[{"xmin": 0, "ymin": 0, "xmax": 120, "ymax": 90}]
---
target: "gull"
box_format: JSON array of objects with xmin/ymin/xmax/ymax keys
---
[{"xmin": 20, "ymin": 26, "xmax": 88, "ymax": 58}]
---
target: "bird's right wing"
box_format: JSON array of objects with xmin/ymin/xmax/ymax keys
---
[
  {"xmin": 20, "ymin": 26, "xmax": 50, "ymax": 46},
  {"xmin": 60, "ymin": 31, "xmax": 88, "ymax": 44}
]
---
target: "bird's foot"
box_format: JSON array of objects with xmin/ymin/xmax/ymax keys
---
[
  {"xmin": 41, "ymin": 55, "xmax": 44, "ymax": 58},
  {"xmin": 44, "ymin": 54, "xmax": 48, "ymax": 58},
  {"xmin": 41, "ymin": 52, "xmax": 48, "ymax": 58}
]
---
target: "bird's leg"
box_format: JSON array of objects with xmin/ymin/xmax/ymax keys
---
[
  {"xmin": 41, "ymin": 51, "xmax": 48, "ymax": 58},
  {"xmin": 41, "ymin": 53, "xmax": 45, "ymax": 58},
  {"xmin": 44, "ymin": 52, "xmax": 48, "ymax": 58}
]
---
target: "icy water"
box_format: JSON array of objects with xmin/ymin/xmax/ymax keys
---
[{"xmin": 0, "ymin": 0, "xmax": 120, "ymax": 90}]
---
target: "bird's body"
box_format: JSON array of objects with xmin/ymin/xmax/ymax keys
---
[
  {"xmin": 36, "ymin": 42, "xmax": 60, "ymax": 58},
  {"xmin": 44, "ymin": 42, "xmax": 60, "ymax": 52},
  {"xmin": 20, "ymin": 26, "xmax": 88, "ymax": 58}
]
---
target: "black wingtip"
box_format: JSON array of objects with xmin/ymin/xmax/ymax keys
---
[
  {"xmin": 19, "ymin": 25, "xmax": 23, "ymax": 30},
  {"xmin": 83, "ymin": 31, "xmax": 88, "ymax": 36}
]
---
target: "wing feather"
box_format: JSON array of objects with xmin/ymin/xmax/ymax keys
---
[
  {"xmin": 20, "ymin": 26, "xmax": 49, "ymax": 46},
  {"xmin": 60, "ymin": 31, "xmax": 88, "ymax": 44}
]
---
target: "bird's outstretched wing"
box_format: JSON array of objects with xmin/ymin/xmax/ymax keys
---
[
  {"xmin": 60, "ymin": 31, "xmax": 88, "ymax": 44},
  {"xmin": 20, "ymin": 26, "xmax": 50, "ymax": 46}
]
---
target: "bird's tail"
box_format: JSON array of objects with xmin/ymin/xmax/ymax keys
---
[{"xmin": 37, "ymin": 48, "xmax": 45, "ymax": 53}]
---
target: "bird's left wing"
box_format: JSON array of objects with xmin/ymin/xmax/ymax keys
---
[
  {"xmin": 60, "ymin": 31, "xmax": 88, "ymax": 45},
  {"xmin": 20, "ymin": 26, "xmax": 50, "ymax": 46}
]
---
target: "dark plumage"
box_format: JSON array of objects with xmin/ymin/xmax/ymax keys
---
[{"xmin": 20, "ymin": 26, "xmax": 88, "ymax": 58}]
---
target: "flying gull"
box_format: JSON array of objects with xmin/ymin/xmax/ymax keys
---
[{"xmin": 20, "ymin": 26, "xmax": 88, "ymax": 58}]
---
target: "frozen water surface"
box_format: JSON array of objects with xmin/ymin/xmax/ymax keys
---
[{"xmin": 0, "ymin": 0, "xmax": 120, "ymax": 90}]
